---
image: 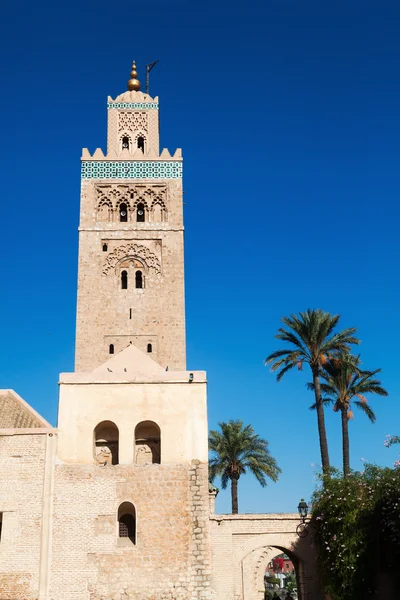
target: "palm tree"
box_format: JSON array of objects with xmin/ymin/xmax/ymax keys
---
[
  {"xmin": 310, "ymin": 353, "xmax": 388, "ymax": 476},
  {"xmin": 265, "ymin": 309, "xmax": 360, "ymax": 474},
  {"xmin": 209, "ymin": 420, "xmax": 281, "ymax": 514}
]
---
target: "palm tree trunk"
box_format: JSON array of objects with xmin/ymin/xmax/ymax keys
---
[
  {"xmin": 231, "ymin": 476, "xmax": 239, "ymax": 514},
  {"xmin": 312, "ymin": 368, "xmax": 331, "ymax": 475},
  {"xmin": 341, "ymin": 408, "xmax": 350, "ymax": 476}
]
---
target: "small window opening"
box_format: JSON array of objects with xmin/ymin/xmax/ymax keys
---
[
  {"xmin": 121, "ymin": 270, "xmax": 128, "ymax": 289},
  {"xmin": 109, "ymin": 344, "xmax": 114, "ymax": 354},
  {"xmin": 94, "ymin": 421, "xmax": 119, "ymax": 466},
  {"xmin": 129, "ymin": 308, "xmax": 132, "ymax": 320},
  {"xmin": 147, "ymin": 343, "xmax": 152, "ymax": 353},
  {"xmin": 122, "ymin": 136, "xmax": 130, "ymax": 150},
  {"xmin": 130, "ymin": 193, "xmax": 134, "ymax": 199},
  {"xmin": 135, "ymin": 270, "xmax": 143, "ymax": 289},
  {"xmin": 119, "ymin": 203, "xmax": 128, "ymax": 222},
  {"xmin": 118, "ymin": 502, "xmax": 136, "ymax": 545},
  {"xmin": 135, "ymin": 421, "xmax": 161, "ymax": 464},
  {"xmin": 136, "ymin": 202, "xmax": 145, "ymax": 223},
  {"xmin": 137, "ymin": 136, "xmax": 145, "ymax": 153},
  {"xmin": 102, "ymin": 243, "xmax": 108, "ymax": 252}
]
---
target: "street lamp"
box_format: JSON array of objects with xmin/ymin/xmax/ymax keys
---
[
  {"xmin": 296, "ymin": 498, "xmax": 315, "ymax": 538},
  {"xmin": 298, "ymin": 498, "xmax": 308, "ymax": 522}
]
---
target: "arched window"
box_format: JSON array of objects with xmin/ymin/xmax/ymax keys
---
[
  {"xmin": 118, "ymin": 502, "xmax": 136, "ymax": 546},
  {"xmin": 121, "ymin": 270, "xmax": 128, "ymax": 289},
  {"xmin": 109, "ymin": 344, "xmax": 114, "ymax": 354},
  {"xmin": 137, "ymin": 136, "xmax": 145, "ymax": 153},
  {"xmin": 136, "ymin": 202, "xmax": 145, "ymax": 222},
  {"xmin": 147, "ymin": 343, "xmax": 152, "ymax": 353},
  {"xmin": 94, "ymin": 421, "xmax": 119, "ymax": 466},
  {"xmin": 135, "ymin": 270, "xmax": 143, "ymax": 289},
  {"xmin": 135, "ymin": 421, "xmax": 161, "ymax": 464},
  {"xmin": 122, "ymin": 136, "xmax": 130, "ymax": 150},
  {"xmin": 119, "ymin": 203, "xmax": 128, "ymax": 222},
  {"xmin": 102, "ymin": 243, "xmax": 108, "ymax": 252}
]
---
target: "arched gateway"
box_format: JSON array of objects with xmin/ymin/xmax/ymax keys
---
[{"xmin": 209, "ymin": 513, "xmax": 323, "ymax": 600}]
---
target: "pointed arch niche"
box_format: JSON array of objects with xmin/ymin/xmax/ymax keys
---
[{"xmin": 134, "ymin": 421, "xmax": 160, "ymax": 465}]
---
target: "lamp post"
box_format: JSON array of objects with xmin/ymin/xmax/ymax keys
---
[
  {"xmin": 298, "ymin": 498, "xmax": 308, "ymax": 521},
  {"xmin": 296, "ymin": 498, "xmax": 316, "ymax": 538}
]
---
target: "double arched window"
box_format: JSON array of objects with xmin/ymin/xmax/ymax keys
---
[{"xmin": 93, "ymin": 420, "xmax": 161, "ymax": 467}]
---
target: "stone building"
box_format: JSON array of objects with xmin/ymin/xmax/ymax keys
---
[{"xmin": 0, "ymin": 62, "xmax": 322, "ymax": 600}]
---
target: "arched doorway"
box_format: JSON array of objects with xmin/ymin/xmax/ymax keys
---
[
  {"xmin": 243, "ymin": 545, "xmax": 303, "ymax": 600},
  {"xmin": 209, "ymin": 516, "xmax": 323, "ymax": 600}
]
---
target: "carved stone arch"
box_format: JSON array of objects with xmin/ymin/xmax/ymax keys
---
[
  {"xmin": 102, "ymin": 243, "xmax": 161, "ymax": 276},
  {"xmin": 116, "ymin": 256, "xmax": 147, "ymax": 273},
  {"xmin": 134, "ymin": 130, "xmax": 146, "ymax": 142},
  {"xmin": 108, "ymin": 188, "xmax": 122, "ymax": 208},
  {"xmin": 115, "ymin": 197, "xmax": 131, "ymax": 210},
  {"xmin": 143, "ymin": 188, "xmax": 155, "ymax": 203},
  {"xmin": 132, "ymin": 197, "xmax": 149, "ymax": 212},
  {"xmin": 151, "ymin": 196, "xmax": 167, "ymax": 222},
  {"xmin": 97, "ymin": 198, "xmax": 113, "ymax": 210},
  {"xmin": 97, "ymin": 199, "xmax": 113, "ymax": 222},
  {"xmin": 253, "ymin": 546, "xmax": 275, "ymax": 589}
]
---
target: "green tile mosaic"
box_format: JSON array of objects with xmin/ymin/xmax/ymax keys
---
[
  {"xmin": 81, "ymin": 161, "xmax": 182, "ymax": 179},
  {"xmin": 107, "ymin": 102, "xmax": 158, "ymax": 110}
]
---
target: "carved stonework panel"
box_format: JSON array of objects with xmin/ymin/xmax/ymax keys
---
[
  {"xmin": 95, "ymin": 184, "xmax": 168, "ymax": 223},
  {"xmin": 118, "ymin": 111, "xmax": 148, "ymax": 133},
  {"xmin": 102, "ymin": 243, "xmax": 161, "ymax": 276}
]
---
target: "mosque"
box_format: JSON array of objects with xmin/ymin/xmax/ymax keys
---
[{"xmin": 0, "ymin": 62, "xmax": 321, "ymax": 600}]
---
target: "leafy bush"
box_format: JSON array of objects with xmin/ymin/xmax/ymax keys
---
[{"xmin": 312, "ymin": 465, "xmax": 400, "ymax": 599}]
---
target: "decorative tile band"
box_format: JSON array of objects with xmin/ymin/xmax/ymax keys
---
[
  {"xmin": 107, "ymin": 102, "xmax": 158, "ymax": 110},
  {"xmin": 81, "ymin": 161, "xmax": 182, "ymax": 179}
]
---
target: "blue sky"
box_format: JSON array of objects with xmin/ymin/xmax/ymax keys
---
[{"xmin": 1, "ymin": 0, "xmax": 400, "ymax": 513}]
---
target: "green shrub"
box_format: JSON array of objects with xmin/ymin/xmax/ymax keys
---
[{"xmin": 312, "ymin": 465, "xmax": 400, "ymax": 599}]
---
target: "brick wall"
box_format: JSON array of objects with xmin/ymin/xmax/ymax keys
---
[{"xmin": 0, "ymin": 431, "xmax": 48, "ymax": 599}]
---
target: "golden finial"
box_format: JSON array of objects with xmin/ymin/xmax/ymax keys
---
[{"xmin": 127, "ymin": 61, "xmax": 141, "ymax": 92}]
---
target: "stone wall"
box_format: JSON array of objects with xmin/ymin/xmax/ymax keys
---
[
  {"xmin": 75, "ymin": 178, "xmax": 186, "ymax": 373},
  {"xmin": 0, "ymin": 430, "xmax": 49, "ymax": 600},
  {"xmin": 49, "ymin": 460, "xmax": 211, "ymax": 600}
]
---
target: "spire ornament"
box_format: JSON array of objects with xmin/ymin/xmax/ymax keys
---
[{"xmin": 127, "ymin": 61, "xmax": 141, "ymax": 92}]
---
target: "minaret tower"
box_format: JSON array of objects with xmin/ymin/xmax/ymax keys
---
[{"xmin": 75, "ymin": 61, "xmax": 186, "ymax": 371}]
